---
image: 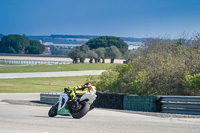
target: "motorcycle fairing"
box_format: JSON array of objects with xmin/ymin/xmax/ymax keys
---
[
  {"xmin": 57, "ymin": 92, "xmax": 69, "ymax": 114},
  {"xmin": 57, "ymin": 107, "xmax": 70, "ymax": 114},
  {"xmin": 80, "ymin": 93, "xmax": 96, "ymax": 103}
]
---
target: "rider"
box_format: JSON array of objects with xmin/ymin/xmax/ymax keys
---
[{"xmin": 65, "ymin": 82, "xmax": 96, "ymax": 110}]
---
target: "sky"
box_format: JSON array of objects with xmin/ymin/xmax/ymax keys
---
[{"xmin": 0, "ymin": 0, "xmax": 200, "ymax": 38}]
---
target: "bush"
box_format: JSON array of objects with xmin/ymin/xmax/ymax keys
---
[{"xmin": 88, "ymin": 35, "xmax": 200, "ymax": 96}]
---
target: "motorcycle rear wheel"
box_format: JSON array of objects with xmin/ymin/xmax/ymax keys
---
[{"xmin": 71, "ymin": 102, "xmax": 90, "ymax": 119}]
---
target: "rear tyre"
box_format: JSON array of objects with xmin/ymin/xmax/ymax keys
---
[
  {"xmin": 71, "ymin": 102, "xmax": 90, "ymax": 119},
  {"xmin": 48, "ymin": 104, "xmax": 58, "ymax": 117}
]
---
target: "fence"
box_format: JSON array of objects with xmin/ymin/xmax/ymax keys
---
[
  {"xmin": 161, "ymin": 96, "xmax": 200, "ymax": 115},
  {"xmin": 0, "ymin": 59, "xmax": 72, "ymax": 65}
]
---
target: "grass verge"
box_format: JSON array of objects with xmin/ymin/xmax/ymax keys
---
[
  {"xmin": 0, "ymin": 63, "xmax": 120, "ymax": 73},
  {"xmin": 0, "ymin": 76, "xmax": 98, "ymax": 93}
]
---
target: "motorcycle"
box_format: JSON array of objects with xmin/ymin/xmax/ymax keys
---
[{"xmin": 48, "ymin": 88, "xmax": 96, "ymax": 119}]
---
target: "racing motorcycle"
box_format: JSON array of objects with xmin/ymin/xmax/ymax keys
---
[{"xmin": 48, "ymin": 88, "xmax": 96, "ymax": 119}]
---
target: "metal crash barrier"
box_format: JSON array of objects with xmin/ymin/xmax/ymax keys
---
[
  {"xmin": 40, "ymin": 93, "xmax": 59, "ymax": 104},
  {"xmin": 161, "ymin": 96, "xmax": 200, "ymax": 115},
  {"xmin": 0, "ymin": 59, "xmax": 72, "ymax": 65}
]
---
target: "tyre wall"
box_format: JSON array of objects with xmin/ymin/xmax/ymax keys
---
[
  {"xmin": 93, "ymin": 92, "xmax": 124, "ymax": 110},
  {"xmin": 93, "ymin": 92, "xmax": 160, "ymax": 112},
  {"xmin": 123, "ymin": 95, "xmax": 161, "ymax": 112}
]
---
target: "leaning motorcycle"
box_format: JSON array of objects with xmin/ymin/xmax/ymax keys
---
[{"xmin": 48, "ymin": 88, "xmax": 96, "ymax": 119}]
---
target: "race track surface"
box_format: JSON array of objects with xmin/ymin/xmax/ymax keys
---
[{"xmin": 0, "ymin": 93, "xmax": 200, "ymax": 133}]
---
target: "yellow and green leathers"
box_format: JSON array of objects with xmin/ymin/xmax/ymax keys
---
[{"xmin": 67, "ymin": 86, "xmax": 96, "ymax": 101}]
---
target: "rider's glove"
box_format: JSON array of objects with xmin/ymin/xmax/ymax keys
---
[
  {"xmin": 64, "ymin": 88, "xmax": 68, "ymax": 92},
  {"xmin": 64, "ymin": 87, "xmax": 72, "ymax": 93}
]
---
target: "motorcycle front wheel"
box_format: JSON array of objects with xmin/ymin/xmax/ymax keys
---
[{"xmin": 48, "ymin": 104, "xmax": 58, "ymax": 117}]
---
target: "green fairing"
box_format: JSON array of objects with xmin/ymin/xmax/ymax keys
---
[{"xmin": 58, "ymin": 107, "xmax": 70, "ymax": 114}]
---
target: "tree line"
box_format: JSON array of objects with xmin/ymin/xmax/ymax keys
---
[
  {"xmin": 0, "ymin": 35, "xmax": 45, "ymax": 54},
  {"xmin": 0, "ymin": 35, "xmax": 129, "ymax": 60},
  {"xmin": 68, "ymin": 45, "xmax": 122, "ymax": 63},
  {"xmin": 87, "ymin": 33, "xmax": 200, "ymax": 96},
  {"xmin": 68, "ymin": 36, "xmax": 128, "ymax": 63}
]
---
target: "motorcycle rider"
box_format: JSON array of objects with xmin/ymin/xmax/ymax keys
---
[{"xmin": 65, "ymin": 82, "xmax": 96, "ymax": 110}]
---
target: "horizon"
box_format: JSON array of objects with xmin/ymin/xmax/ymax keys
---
[
  {"xmin": 0, "ymin": 33, "xmax": 147, "ymax": 39},
  {"xmin": 1, "ymin": 0, "xmax": 200, "ymax": 39}
]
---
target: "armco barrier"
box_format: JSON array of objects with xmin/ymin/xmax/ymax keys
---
[
  {"xmin": 161, "ymin": 96, "xmax": 200, "ymax": 115},
  {"xmin": 0, "ymin": 59, "xmax": 71, "ymax": 65},
  {"xmin": 40, "ymin": 93, "xmax": 59, "ymax": 104}
]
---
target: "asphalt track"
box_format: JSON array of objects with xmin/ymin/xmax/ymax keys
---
[
  {"xmin": 0, "ymin": 70, "xmax": 105, "ymax": 79},
  {"xmin": 0, "ymin": 93, "xmax": 200, "ymax": 133}
]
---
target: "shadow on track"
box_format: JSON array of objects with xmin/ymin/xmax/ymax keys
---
[{"xmin": 33, "ymin": 115, "xmax": 73, "ymax": 119}]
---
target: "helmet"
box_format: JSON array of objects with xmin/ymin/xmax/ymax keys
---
[{"xmin": 84, "ymin": 82, "xmax": 91, "ymax": 87}]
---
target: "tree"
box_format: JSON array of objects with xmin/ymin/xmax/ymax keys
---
[
  {"xmin": 79, "ymin": 44, "xmax": 90, "ymax": 53},
  {"xmin": 85, "ymin": 36, "xmax": 128, "ymax": 54},
  {"xmin": 25, "ymin": 40, "xmax": 45, "ymax": 54},
  {"xmin": 0, "ymin": 34, "xmax": 4, "ymax": 38},
  {"xmin": 105, "ymin": 46, "xmax": 121, "ymax": 63},
  {"xmin": 124, "ymin": 50, "xmax": 136, "ymax": 63},
  {"xmin": 74, "ymin": 45, "xmax": 89, "ymax": 63},
  {"xmin": 87, "ymin": 50, "xmax": 98, "ymax": 63},
  {"xmin": 49, "ymin": 45, "xmax": 68, "ymax": 55},
  {"xmin": 94, "ymin": 47, "xmax": 105, "ymax": 63},
  {"xmin": 49, "ymin": 45, "xmax": 59, "ymax": 55},
  {"xmin": 0, "ymin": 35, "xmax": 29, "ymax": 54},
  {"xmin": 87, "ymin": 34, "xmax": 200, "ymax": 96},
  {"xmin": 78, "ymin": 51, "xmax": 87, "ymax": 63},
  {"xmin": 68, "ymin": 48, "xmax": 80, "ymax": 63},
  {"xmin": 67, "ymin": 45, "xmax": 90, "ymax": 63}
]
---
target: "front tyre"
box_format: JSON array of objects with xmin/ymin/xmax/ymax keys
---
[{"xmin": 48, "ymin": 104, "xmax": 58, "ymax": 117}]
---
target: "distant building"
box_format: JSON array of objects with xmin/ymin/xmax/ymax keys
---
[
  {"xmin": 127, "ymin": 42, "xmax": 144, "ymax": 50},
  {"xmin": 128, "ymin": 45, "xmax": 141, "ymax": 50}
]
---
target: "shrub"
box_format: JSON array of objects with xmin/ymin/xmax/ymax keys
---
[{"xmin": 88, "ymin": 35, "xmax": 200, "ymax": 96}]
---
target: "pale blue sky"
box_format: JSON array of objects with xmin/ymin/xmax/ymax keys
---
[{"xmin": 0, "ymin": 0, "xmax": 200, "ymax": 38}]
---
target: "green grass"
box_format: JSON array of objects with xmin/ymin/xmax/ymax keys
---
[
  {"xmin": 0, "ymin": 63, "xmax": 120, "ymax": 73},
  {"xmin": 0, "ymin": 76, "xmax": 98, "ymax": 93}
]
